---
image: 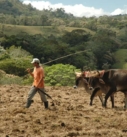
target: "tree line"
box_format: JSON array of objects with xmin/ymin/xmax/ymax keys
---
[{"xmin": 0, "ymin": 27, "xmax": 123, "ymax": 70}]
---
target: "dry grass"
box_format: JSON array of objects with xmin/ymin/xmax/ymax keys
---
[
  {"xmin": 0, "ymin": 24, "xmax": 95, "ymax": 36},
  {"xmin": 0, "ymin": 85, "xmax": 127, "ymax": 137}
]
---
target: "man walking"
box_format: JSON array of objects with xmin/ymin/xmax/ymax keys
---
[{"xmin": 24, "ymin": 58, "xmax": 48, "ymax": 109}]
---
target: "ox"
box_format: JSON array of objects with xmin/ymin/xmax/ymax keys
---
[
  {"xmin": 87, "ymin": 69, "xmax": 127, "ymax": 110},
  {"xmin": 74, "ymin": 71, "xmax": 105, "ymax": 106}
]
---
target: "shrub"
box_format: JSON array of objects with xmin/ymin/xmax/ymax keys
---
[
  {"xmin": 0, "ymin": 58, "xmax": 32, "ymax": 76},
  {"xmin": 44, "ymin": 64, "xmax": 78, "ymax": 86}
]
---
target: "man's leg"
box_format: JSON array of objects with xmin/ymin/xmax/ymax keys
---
[
  {"xmin": 38, "ymin": 88, "xmax": 48, "ymax": 109},
  {"xmin": 25, "ymin": 86, "xmax": 37, "ymax": 108}
]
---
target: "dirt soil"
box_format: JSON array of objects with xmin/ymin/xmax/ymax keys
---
[{"xmin": 0, "ymin": 85, "xmax": 127, "ymax": 137}]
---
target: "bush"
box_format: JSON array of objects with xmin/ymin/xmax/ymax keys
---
[
  {"xmin": 44, "ymin": 64, "xmax": 78, "ymax": 86},
  {"xmin": 0, "ymin": 63, "xmax": 79, "ymax": 86},
  {"xmin": 0, "ymin": 58, "xmax": 32, "ymax": 76}
]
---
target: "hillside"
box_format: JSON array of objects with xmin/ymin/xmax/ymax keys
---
[
  {"xmin": 0, "ymin": 0, "xmax": 39, "ymax": 15},
  {"xmin": 0, "ymin": 24, "xmax": 95, "ymax": 36}
]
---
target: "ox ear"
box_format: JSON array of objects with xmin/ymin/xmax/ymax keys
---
[{"xmin": 99, "ymin": 79, "xmax": 105, "ymax": 84}]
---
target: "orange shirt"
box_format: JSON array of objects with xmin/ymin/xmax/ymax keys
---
[{"xmin": 32, "ymin": 66, "xmax": 45, "ymax": 88}]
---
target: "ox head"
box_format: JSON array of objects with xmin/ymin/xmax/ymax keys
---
[
  {"xmin": 73, "ymin": 71, "xmax": 88, "ymax": 88},
  {"xmin": 84, "ymin": 70, "xmax": 106, "ymax": 93},
  {"xmin": 74, "ymin": 70, "xmax": 106, "ymax": 89},
  {"xmin": 74, "ymin": 71, "xmax": 94, "ymax": 95}
]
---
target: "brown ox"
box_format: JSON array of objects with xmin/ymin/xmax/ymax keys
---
[
  {"xmin": 74, "ymin": 71, "xmax": 105, "ymax": 106},
  {"xmin": 87, "ymin": 69, "xmax": 127, "ymax": 110}
]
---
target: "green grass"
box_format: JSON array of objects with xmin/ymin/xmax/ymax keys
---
[
  {"xmin": 112, "ymin": 49, "xmax": 127, "ymax": 69},
  {"xmin": 0, "ymin": 24, "xmax": 95, "ymax": 36}
]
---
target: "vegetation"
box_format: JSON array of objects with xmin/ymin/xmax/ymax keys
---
[
  {"xmin": 112, "ymin": 49, "xmax": 127, "ymax": 69},
  {"xmin": 0, "ymin": 0, "xmax": 127, "ymax": 86},
  {"xmin": 44, "ymin": 64, "xmax": 77, "ymax": 86}
]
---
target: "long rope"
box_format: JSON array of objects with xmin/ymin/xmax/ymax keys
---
[{"xmin": 43, "ymin": 49, "xmax": 90, "ymax": 65}]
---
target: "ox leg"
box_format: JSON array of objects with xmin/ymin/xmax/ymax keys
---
[
  {"xmin": 110, "ymin": 94, "xmax": 114, "ymax": 108},
  {"xmin": 98, "ymin": 96, "xmax": 104, "ymax": 106},
  {"xmin": 90, "ymin": 87, "xmax": 100, "ymax": 106},
  {"xmin": 104, "ymin": 88, "xmax": 115, "ymax": 108},
  {"xmin": 124, "ymin": 92, "xmax": 127, "ymax": 110}
]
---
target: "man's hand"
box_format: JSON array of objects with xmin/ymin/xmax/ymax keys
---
[
  {"xmin": 34, "ymin": 86, "xmax": 39, "ymax": 90},
  {"xmin": 26, "ymin": 68, "xmax": 34, "ymax": 77},
  {"xmin": 26, "ymin": 68, "xmax": 31, "ymax": 73}
]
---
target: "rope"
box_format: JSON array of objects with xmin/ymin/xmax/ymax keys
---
[{"xmin": 43, "ymin": 49, "xmax": 90, "ymax": 65}]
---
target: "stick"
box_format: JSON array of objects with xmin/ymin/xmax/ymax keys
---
[
  {"xmin": 43, "ymin": 49, "xmax": 90, "ymax": 65},
  {"xmin": 37, "ymin": 88, "xmax": 56, "ymax": 106},
  {"xmin": 37, "ymin": 88, "xmax": 52, "ymax": 99}
]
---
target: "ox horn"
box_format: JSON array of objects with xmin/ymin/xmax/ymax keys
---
[{"xmin": 97, "ymin": 70, "xmax": 101, "ymax": 77}]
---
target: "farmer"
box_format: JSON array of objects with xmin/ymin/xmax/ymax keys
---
[{"xmin": 24, "ymin": 58, "xmax": 48, "ymax": 109}]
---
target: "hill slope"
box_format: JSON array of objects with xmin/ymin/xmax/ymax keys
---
[{"xmin": 0, "ymin": 24, "xmax": 95, "ymax": 36}]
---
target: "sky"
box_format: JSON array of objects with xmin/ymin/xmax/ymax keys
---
[{"xmin": 21, "ymin": 0, "xmax": 127, "ymax": 17}]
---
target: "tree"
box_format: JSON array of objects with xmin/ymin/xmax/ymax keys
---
[
  {"xmin": 0, "ymin": 46, "xmax": 33, "ymax": 76},
  {"xmin": 62, "ymin": 29, "xmax": 91, "ymax": 46}
]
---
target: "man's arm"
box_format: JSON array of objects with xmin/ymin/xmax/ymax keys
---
[{"xmin": 26, "ymin": 68, "xmax": 34, "ymax": 77}]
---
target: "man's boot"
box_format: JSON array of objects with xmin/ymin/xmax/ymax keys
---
[
  {"xmin": 24, "ymin": 100, "xmax": 34, "ymax": 108},
  {"xmin": 44, "ymin": 101, "xmax": 48, "ymax": 109}
]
